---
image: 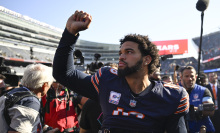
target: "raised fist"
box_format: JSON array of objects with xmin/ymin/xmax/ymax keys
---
[{"xmin": 66, "ymin": 10, "xmax": 92, "ymax": 35}]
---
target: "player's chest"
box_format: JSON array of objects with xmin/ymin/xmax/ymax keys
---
[{"xmin": 99, "ymin": 83, "xmax": 174, "ymax": 118}]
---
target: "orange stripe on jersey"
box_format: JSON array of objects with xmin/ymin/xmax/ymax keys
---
[
  {"xmin": 98, "ymin": 68, "xmax": 102, "ymax": 77},
  {"xmin": 180, "ymin": 94, "xmax": 189, "ymax": 102},
  {"xmin": 95, "ymin": 73, "xmax": 99, "ymax": 84},
  {"xmin": 91, "ymin": 76, "xmax": 99, "ymax": 93},
  {"xmin": 177, "ymin": 102, "xmax": 188, "ymax": 109},
  {"xmin": 175, "ymin": 103, "xmax": 189, "ymax": 114}
]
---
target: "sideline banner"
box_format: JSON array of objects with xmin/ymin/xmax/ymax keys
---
[
  {"xmin": 153, "ymin": 39, "xmax": 188, "ymax": 55},
  {"xmin": 202, "ymin": 55, "xmax": 220, "ymax": 63}
]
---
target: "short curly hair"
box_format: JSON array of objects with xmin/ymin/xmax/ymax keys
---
[{"xmin": 120, "ymin": 34, "xmax": 160, "ymax": 75}]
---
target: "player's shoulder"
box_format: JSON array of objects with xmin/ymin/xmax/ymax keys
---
[
  {"xmin": 155, "ymin": 81, "xmax": 189, "ymax": 115},
  {"xmin": 99, "ymin": 66, "xmax": 118, "ymax": 77},
  {"xmin": 162, "ymin": 81, "xmax": 185, "ymax": 93},
  {"xmin": 155, "ymin": 81, "xmax": 188, "ymax": 99}
]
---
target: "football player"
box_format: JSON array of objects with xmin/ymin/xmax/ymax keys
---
[{"xmin": 53, "ymin": 10, "xmax": 189, "ymax": 133}]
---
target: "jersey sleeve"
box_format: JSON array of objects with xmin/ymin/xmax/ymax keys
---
[
  {"xmin": 174, "ymin": 87, "xmax": 189, "ymax": 115},
  {"xmin": 164, "ymin": 86, "xmax": 189, "ymax": 132},
  {"xmin": 53, "ymin": 29, "xmax": 100, "ymax": 101},
  {"xmin": 163, "ymin": 82, "xmax": 189, "ymax": 115},
  {"xmin": 91, "ymin": 67, "xmax": 106, "ymax": 94}
]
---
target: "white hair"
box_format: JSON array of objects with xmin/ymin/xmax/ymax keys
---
[{"xmin": 21, "ymin": 64, "xmax": 54, "ymax": 89}]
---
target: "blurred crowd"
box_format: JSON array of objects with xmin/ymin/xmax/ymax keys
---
[
  {"xmin": 193, "ymin": 31, "xmax": 220, "ymax": 61},
  {"xmin": 0, "ymin": 8, "xmax": 220, "ymax": 133},
  {"xmin": 1, "ymin": 62, "xmax": 219, "ymax": 133}
]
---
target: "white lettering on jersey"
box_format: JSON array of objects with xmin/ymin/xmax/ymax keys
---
[{"xmin": 112, "ymin": 107, "xmax": 145, "ymax": 119}]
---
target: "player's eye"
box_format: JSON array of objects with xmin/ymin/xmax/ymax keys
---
[{"xmin": 127, "ymin": 51, "xmax": 133, "ymax": 54}]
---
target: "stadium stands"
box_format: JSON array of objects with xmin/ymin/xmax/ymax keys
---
[
  {"xmin": 193, "ymin": 31, "xmax": 220, "ymax": 61},
  {"xmin": 0, "ymin": 6, "xmax": 120, "ymax": 76},
  {"xmin": 192, "ymin": 30, "xmax": 220, "ymax": 72},
  {"xmin": 0, "ymin": 6, "xmax": 219, "ymax": 78},
  {"xmin": 160, "ymin": 57, "xmax": 201, "ymax": 74}
]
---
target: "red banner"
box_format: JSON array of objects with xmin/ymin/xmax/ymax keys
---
[{"xmin": 153, "ymin": 39, "xmax": 188, "ymax": 55}]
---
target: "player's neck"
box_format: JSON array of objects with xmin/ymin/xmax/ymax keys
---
[{"xmin": 125, "ymin": 74, "xmax": 151, "ymax": 94}]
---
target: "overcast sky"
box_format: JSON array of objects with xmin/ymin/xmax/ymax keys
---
[{"xmin": 1, "ymin": 0, "xmax": 220, "ymax": 44}]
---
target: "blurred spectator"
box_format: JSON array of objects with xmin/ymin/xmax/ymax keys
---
[
  {"xmin": 79, "ymin": 99, "xmax": 102, "ymax": 133},
  {"xmin": 149, "ymin": 67, "xmax": 161, "ymax": 81},
  {"xmin": 160, "ymin": 57, "xmax": 201, "ymax": 75},
  {"xmin": 180, "ymin": 66, "xmax": 215, "ymax": 133},
  {"xmin": 206, "ymin": 72, "xmax": 220, "ymax": 133},
  {"xmin": 0, "ymin": 64, "xmax": 58, "ymax": 133},
  {"xmin": 197, "ymin": 72, "xmax": 209, "ymax": 87},
  {"xmin": 173, "ymin": 65, "xmax": 179, "ymax": 85},
  {"xmin": 0, "ymin": 75, "xmax": 21, "ymax": 96},
  {"xmin": 0, "ymin": 74, "xmax": 6, "ymax": 96},
  {"xmin": 0, "ymin": 74, "xmax": 6, "ymax": 88},
  {"xmin": 199, "ymin": 125, "xmax": 206, "ymax": 133},
  {"xmin": 104, "ymin": 62, "xmax": 118, "ymax": 70},
  {"xmin": 173, "ymin": 65, "xmax": 185, "ymax": 85},
  {"xmin": 109, "ymin": 63, "xmax": 118, "ymax": 69},
  {"xmin": 161, "ymin": 75, "xmax": 173, "ymax": 83},
  {"xmin": 42, "ymin": 81, "xmax": 83, "ymax": 133}
]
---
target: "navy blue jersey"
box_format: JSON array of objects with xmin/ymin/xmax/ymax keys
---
[
  {"xmin": 53, "ymin": 29, "xmax": 189, "ymax": 132},
  {"xmin": 92, "ymin": 67, "xmax": 189, "ymax": 132}
]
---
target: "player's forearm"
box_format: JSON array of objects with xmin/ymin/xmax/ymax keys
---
[
  {"xmin": 53, "ymin": 28, "xmax": 78, "ymax": 83},
  {"xmin": 53, "ymin": 29, "xmax": 98, "ymax": 100}
]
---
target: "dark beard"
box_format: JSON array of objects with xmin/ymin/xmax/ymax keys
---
[{"xmin": 118, "ymin": 59, "xmax": 143, "ymax": 77}]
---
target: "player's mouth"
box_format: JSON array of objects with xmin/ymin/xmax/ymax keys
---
[{"xmin": 118, "ymin": 61, "xmax": 127, "ymax": 67}]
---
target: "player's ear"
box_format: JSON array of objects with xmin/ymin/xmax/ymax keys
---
[{"xmin": 144, "ymin": 55, "xmax": 152, "ymax": 65}]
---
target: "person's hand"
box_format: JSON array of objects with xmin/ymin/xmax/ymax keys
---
[
  {"xmin": 46, "ymin": 128, "xmax": 59, "ymax": 133},
  {"xmin": 66, "ymin": 10, "xmax": 92, "ymax": 36}
]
